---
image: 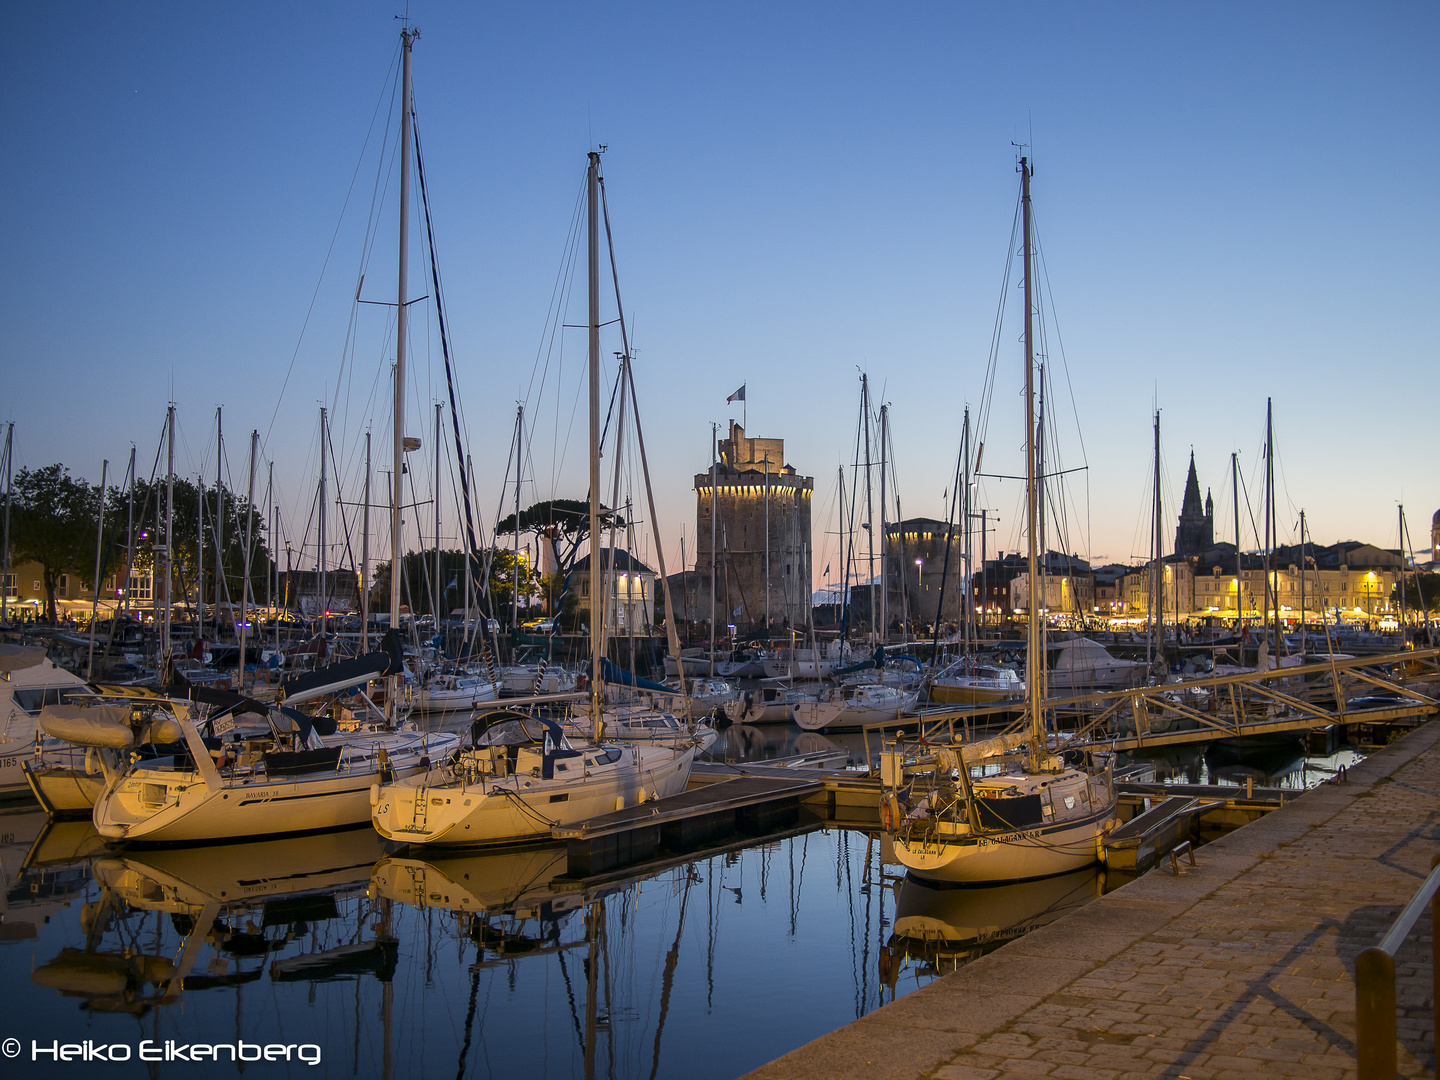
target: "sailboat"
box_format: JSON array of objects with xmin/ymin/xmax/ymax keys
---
[
  {"xmin": 371, "ymin": 150, "xmax": 696, "ymax": 846},
  {"xmin": 888, "ymin": 157, "xmax": 1119, "ymax": 884},
  {"xmin": 90, "ymin": 31, "xmax": 461, "ymax": 843}
]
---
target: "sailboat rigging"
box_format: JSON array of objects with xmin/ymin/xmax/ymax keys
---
[{"xmin": 885, "ymin": 157, "xmax": 1119, "ymax": 884}]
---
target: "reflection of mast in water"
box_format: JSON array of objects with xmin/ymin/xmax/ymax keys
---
[{"xmin": 649, "ymin": 868, "xmax": 697, "ymax": 1080}]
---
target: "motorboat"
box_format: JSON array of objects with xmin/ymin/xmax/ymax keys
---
[
  {"xmin": 0, "ymin": 644, "xmax": 94, "ymax": 800},
  {"xmin": 928, "ymin": 658, "xmax": 1024, "ymax": 705},
  {"xmin": 1041, "ymin": 636, "xmax": 1148, "ymax": 693}
]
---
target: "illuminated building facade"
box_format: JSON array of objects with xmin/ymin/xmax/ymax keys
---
[{"xmin": 692, "ymin": 423, "xmax": 812, "ymax": 631}]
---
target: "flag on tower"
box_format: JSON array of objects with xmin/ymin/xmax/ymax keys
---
[{"xmin": 726, "ymin": 384, "xmax": 746, "ymax": 404}]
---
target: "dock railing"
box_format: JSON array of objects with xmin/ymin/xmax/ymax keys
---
[{"xmin": 1356, "ymin": 853, "xmax": 1440, "ymax": 1079}]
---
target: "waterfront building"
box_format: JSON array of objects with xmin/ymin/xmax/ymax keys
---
[
  {"xmin": 691, "ymin": 423, "xmax": 812, "ymax": 632},
  {"xmin": 574, "ymin": 549, "xmax": 656, "ymax": 635},
  {"xmin": 1008, "ymin": 553, "xmax": 1094, "ymax": 619}
]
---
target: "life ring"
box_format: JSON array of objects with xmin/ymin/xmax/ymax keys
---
[
  {"xmin": 84, "ymin": 747, "xmax": 101, "ymax": 776},
  {"xmin": 879, "ymin": 793, "xmax": 901, "ymax": 831}
]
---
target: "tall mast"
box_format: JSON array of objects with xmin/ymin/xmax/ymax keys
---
[
  {"xmin": 1397, "ymin": 506, "xmax": 1406, "ymax": 631},
  {"xmin": 434, "ymin": 401, "xmax": 442, "ymax": 623},
  {"xmin": 1232, "ymin": 451, "xmax": 1242, "ymax": 626},
  {"xmin": 513, "ymin": 406, "xmax": 523, "ymax": 628},
  {"xmin": 1264, "ymin": 398, "xmax": 1277, "ymax": 653},
  {"xmin": 123, "ymin": 446, "xmax": 135, "ymax": 620},
  {"xmin": 878, "ymin": 403, "xmax": 888, "ymax": 644},
  {"xmin": 85, "ymin": 458, "xmax": 107, "ymax": 679},
  {"xmin": 197, "ymin": 462, "xmax": 205, "ymax": 639},
  {"xmin": 215, "ymin": 406, "xmax": 224, "ymax": 638},
  {"xmin": 1, "ymin": 422, "xmax": 11, "ymax": 625},
  {"xmin": 708, "ymin": 423, "xmax": 717, "ymax": 676},
  {"xmin": 1020, "ymin": 156, "xmax": 1046, "ymax": 754},
  {"xmin": 586, "ymin": 149, "xmax": 603, "ymax": 737},
  {"xmin": 604, "ymin": 354, "xmax": 628, "ymax": 656},
  {"xmin": 1150, "ymin": 411, "xmax": 1162, "ymax": 665},
  {"xmin": 389, "ymin": 27, "xmax": 414, "ymax": 648},
  {"xmin": 319, "ymin": 405, "xmax": 328, "ymax": 636},
  {"xmin": 861, "ymin": 374, "xmax": 876, "ymax": 641},
  {"xmin": 1300, "ymin": 508, "xmax": 1308, "ymax": 653},
  {"xmin": 163, "ymin": 405, "xmax": 174, "ymax": 673},
  {"xmin": 837, "ymin": 464, "xmax": 847, "ymax": 639},
  {"xmin": 265, "ymin": 460, "xmax": 274, "ymax": 648},
  {"xmin": 361, "ymin": 435, "xmax": 370, "ymax": 650},
  {"xmin": 240, "ymin": 430, "xmax": 257, "ymax": 694},
  {"xmin": 961, "ymin": 407, "xmax": 972, "ymax": 651}
]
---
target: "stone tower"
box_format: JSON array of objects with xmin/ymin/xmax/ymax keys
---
[
  {"xmin": 693, "ymin": 423, "xmax": 813, "ymax": 631},
  {"xmin": 1174, "ymin": 452, "xmax": 1214, "ymax": 556}
]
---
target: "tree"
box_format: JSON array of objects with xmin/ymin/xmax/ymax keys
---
[
  {"xmin": 1394, "ymin": 572, "xmax": 1440, "ymax": 616},
  {"xmin": 495, "ymin": 499, "xmax": 625, "ymax": 553},
  {"xmin": 115, "ymin": 476, "xmax": 270, "ymax": 617},
  {"xmin": 370, "ymin": 546, "xmax": 539, "ymax": 621},
  {"xmin": 11, "ymin": 465, "xmax": 100, "ymax": 621},
  {"xmin": 495, "ymin": 498, "xmax": 625, "ymax": 621}
]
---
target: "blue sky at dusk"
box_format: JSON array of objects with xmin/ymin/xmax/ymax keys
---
[{"xmin": 3, "ymin": 2, "xmax": 1437, "ymax": 583}]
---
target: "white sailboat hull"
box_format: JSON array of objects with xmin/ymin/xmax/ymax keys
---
[
  {"xmin": 894, "ymin": 803, "xmax": 1113, "ymax": 884},
  {"xmin": 373, "ymin": 743, "xmax": 695, "ymax": 846},
  {"xmin": 92, "ymin": 731, "xmax": 458, "ymax": 843}
]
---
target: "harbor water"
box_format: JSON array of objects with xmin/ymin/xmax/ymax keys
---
[{"xmin": 0, "ymin": 729, "xmax": 1360, "ymax": 1078}]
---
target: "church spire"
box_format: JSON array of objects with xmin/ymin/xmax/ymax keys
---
[{"xmin": 1175, "ymin": 452, "xmax": 1213, "ymax": 555}]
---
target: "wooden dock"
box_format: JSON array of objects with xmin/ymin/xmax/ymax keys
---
[{"xmin": 552, "ymin": 768, "xmax": 825, "ymax": 876}]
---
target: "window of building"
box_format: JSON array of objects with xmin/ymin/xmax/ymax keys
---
[
  {"xmin": 128, "ymin": 571, "xmax": 152, "ymax": 602},
  {"xmin": 1, "ymin": 573, "xmax": 15, "ymax": 599},
  {"xmin": 57, "ymin": 574, "xmax": 69, "ymax": 595}
]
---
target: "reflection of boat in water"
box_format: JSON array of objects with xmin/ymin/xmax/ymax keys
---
[
  {"xmin": 371, "ymin": 843, "xmax": 570, "ymax": 917},
  {"xmin": 90, "ymin": 824, "xmax": 389, "ymax": 912},
  {"xmin": 883, "ymin": 865, "xmax": 1103, "ymax": 979},
  {"xmin": 33, "ymin": 827, "xmax": 394, "ymax": 1014},
  {"xmin": 1, "ymin": 808, "xmax": 102, "ymax": 944}
]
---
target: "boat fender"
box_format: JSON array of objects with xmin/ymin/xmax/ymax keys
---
[
  {"xmin": 84, "ymin": 746, "xmax": 101, "ymax": 776},
  {"xmin": 879, "ymin": 793, "xmax": 901, "ymax": 832},
  {"xmin": 369, "ymin": 784, "xmax": 380, "ymax": 808}
]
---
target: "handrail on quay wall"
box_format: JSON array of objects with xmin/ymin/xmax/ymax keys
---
[{"xmin": 1356, "ymin": 853, "xmax": 1440, "ymax": 1079}]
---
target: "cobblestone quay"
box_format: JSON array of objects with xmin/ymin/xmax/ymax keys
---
[{"xmin": 743, "ymin": 723, "xmax": 1439, "ymax": 1080}]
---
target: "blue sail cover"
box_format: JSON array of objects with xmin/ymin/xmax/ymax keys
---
[{"xmin": 599, "ymin": 657, "xmax": 670, "ymax": 692}]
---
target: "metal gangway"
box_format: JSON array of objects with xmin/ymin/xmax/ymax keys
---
[{"xmin": 871, "ymin": 647, "xmax": 1440, "ymax": 754}]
